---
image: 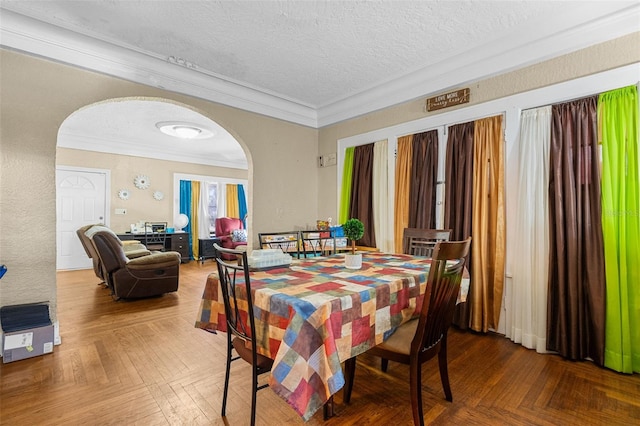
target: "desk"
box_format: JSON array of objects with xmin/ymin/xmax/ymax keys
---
[
  {"xmin": 118, "ymin": 232, "xmax": 190, "ymax": 262},
  {"xmin": 195, "ymin": 252, "xmax": 469, "ymax": 420}
]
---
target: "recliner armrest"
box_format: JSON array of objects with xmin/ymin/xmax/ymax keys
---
[
  {"xmin": 126, "ymin": 251, "xmax": 181, "ymax": 269},
  {"xmin": 125, "ymin": 249, "xmax": 152, "ymax": 259},
  {"xmin": 123, "ymin": 242, "xmax": 146, "ymax": 251}
]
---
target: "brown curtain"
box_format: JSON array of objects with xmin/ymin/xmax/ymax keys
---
[
  {"xmin": 547, "ymin": 96, "xmax": 605, "ymax": 365},
  {"xmin": 394, "ymin": 135, "xmax": 413, "ymax": 253},
  {"xmin": 349, "ymin": 143, "xmax": 376, "ymax": 247},
  {"xmin": 444, "ymin": 122, "xmax": 474, "ymax": 329},
  {"xmin": 409, "ymin": 130, "xmax": 439, "ymax": 229},
  {"xmin": 470, "ymin": 115, "xmax": 506, "ymax": 332}
]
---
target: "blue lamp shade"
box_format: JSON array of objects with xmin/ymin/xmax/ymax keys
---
[{"xmin": 175, "ymin": 214, "xmax": 189, "ymax": 231}]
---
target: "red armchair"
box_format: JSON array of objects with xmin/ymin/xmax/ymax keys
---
[{"xmin": 215, "ymin": 217, "xmax": 247, "ymax": 260}]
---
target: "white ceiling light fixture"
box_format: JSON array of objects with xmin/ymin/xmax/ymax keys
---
[{"xmin": 156, "ymin": 121, "xmax": 214, "ymax": 139}]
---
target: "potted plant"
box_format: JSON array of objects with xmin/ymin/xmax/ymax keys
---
[{"xmin": 342, "ymin": 218, "xmax": 364, "ymax": 269}]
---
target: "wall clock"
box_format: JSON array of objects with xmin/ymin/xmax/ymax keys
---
[
  {"xmin": 118, "ymin": 189, "xmax": 130, "ymax": 200},
  {"xmin": 153, "ymin": 190, "xmax": 164, "ymax": 201},
  {"xmin": 134, "ymin": 175, "xmax": 151, "ymax": 190}
]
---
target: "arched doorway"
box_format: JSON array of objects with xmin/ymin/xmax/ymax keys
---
[{"xmin": 55, "ymin": 97, "xmax": 250, "ymax": 270}]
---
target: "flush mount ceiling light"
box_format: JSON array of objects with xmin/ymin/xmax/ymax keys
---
[{"xmin": 156, "ymin": 121, "xmax": 214, "ymax": 139}]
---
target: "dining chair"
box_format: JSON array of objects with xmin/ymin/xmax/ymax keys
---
[
  {"xmin": 213, "ymin": 243, "xmax": 274, "ymax": 426},
  {"xmin": 144, "ymin": 221, "xmax": 168, "ymax": 251},
  {"xmin": 402, "ymin": 228, "xmax": 452, "ymax": 257},
  {"xmin": 299, "ymin": 230, "xmax": 335, "ymax": 258},
  {"xmin": 343, "ymin": 237, "xmax": 472, "ymax": 426},
  {"xmin": 388, "ymin": 228, "xmax": 452, "ymax": 371},
  {"xmin": 258, "ymin": 231, "xmax": 301, "ymax": 258}
]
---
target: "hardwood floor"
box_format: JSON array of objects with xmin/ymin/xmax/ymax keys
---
[{"xmin": 1, "ymin": 261, "xmax": 638, "ymax": 425}]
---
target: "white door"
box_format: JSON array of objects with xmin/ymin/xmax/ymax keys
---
[{"xmin": 56, "ymin": 168, "xmax": 108, "ymax": 270}]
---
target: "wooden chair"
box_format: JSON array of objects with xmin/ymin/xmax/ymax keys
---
[
  {"xmin": 343, "ymin": 237, "xmax": 472, "ymax": 426},
  {"xmin": 402, "ymin": 228, "xmax": 452, "ymax": 257},
  {"xmin": 144, "ymin": 221, "xmax": 168, "ymax": 251},
  {"xmin": 213, "ymin": 243, "xmax": 274, "ymax": 426},
  {"xmin": 389, "ymin": 228, "xmax": 451, "ymax": 372},
  {"xmin": 258, "ymin": 231, "xmax": 301, "ymax": 258}
]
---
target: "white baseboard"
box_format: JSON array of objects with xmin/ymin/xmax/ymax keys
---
[{"xmin": 54, "ymin": 320, "xmax": 61, "ymax": 345}]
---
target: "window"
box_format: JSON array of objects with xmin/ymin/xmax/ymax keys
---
[
  {"xmin": 208, "ymin": 182, "xmax": 218, "ymax": 233},
  {"xmin": 174, "ymin": 173, "xmax": 248, "ymax": 237}
]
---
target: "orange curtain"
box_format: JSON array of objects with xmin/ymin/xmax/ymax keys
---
[
  {"xmin": 190, "ymin": 181, "xmax": 201, "ymax": 260},
  {"xmin": 226, "ymin": 184, "xmax": 239, "ymax": 218},
  {"xmin": 394, "ymin": 135, "xmax": 413, "ymax": 253},
  {"xmin": 470, "ymin": 115, "xmax": 506, "ymax": 332}
]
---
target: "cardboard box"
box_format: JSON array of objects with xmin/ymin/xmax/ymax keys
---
[{"xmin": 2, "ymin": 324, "xmax": 54, "ymax": 363}]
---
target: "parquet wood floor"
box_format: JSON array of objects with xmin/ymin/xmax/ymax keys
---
[{"xmin": 1, "ymin": 261, "xmax": 638, "ymax": 425}]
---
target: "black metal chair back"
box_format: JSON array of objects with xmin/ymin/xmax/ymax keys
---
[
  {"xmin": 299, "ymin": 230, "xmax": 335, "ymax": 258},
  {"xmin": 213, "ymin": 243, "xmax": 273, "ymax": 426},
  {"xmin": 144, "ymin": 221, "xmax": 168, "ymax": 251},
  {"xmin": 258, "ymin": 231, "xmax": 301, "ymax": 258},
  {"xmin": 215, "ymin": 244, "xmax": 254, "ymax": 344}
]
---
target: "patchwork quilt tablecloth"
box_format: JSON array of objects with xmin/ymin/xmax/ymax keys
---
[{"xmin": 195, "ymin": 252, "xmax": 469, "ymax": 421}]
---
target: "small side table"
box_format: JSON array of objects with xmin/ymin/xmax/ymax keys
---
[{"xmin": 198, "ymin": 237, "xmax": 222, "ymax": 264}]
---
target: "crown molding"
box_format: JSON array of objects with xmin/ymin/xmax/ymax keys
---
[
  {"xmin": 316, "ymin": 3, "xmax": 640, "ymax": 127},
  {"xmin": 1, "ymin": 5, "xmax": 638, "ymax": 129},
  {"xmin": 58, "ymin": 132, "xmax": 248, "ymax": 170},
  {"xmin": 0, "ymin": 10, "xmax": 318, "ymax": 128}
]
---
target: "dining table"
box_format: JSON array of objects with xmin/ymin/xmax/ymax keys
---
[{"xmin": 195, "ymin": 252, "xmax": 470, "ymax": 421}]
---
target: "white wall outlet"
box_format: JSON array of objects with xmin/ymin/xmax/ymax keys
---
[
  {"xmin": 115, "ymin": 208, "xmax": 127, "ymax": 215},
  {"xmin": 324, "ymin": 152, "xmax": 337, "ymax": 166}
]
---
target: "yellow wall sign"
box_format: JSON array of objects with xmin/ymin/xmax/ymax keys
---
[{"xmin": 426, "ymin": 88, "xmax": 470, "ymax": 112}]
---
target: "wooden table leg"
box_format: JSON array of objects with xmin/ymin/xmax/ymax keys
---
[{"xmin": 323, "ymin": 395, "xmax": 335, "ymax": 419}]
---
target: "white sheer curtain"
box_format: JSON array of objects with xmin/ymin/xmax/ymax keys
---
[
  {"xmin": 198, "ymin": 183, "xmax": 211, "ymax": 239},
  {"xmin": 373, "ymin": 140, "xmax": 393, "ymax": 253},
  {"xmin": 217, "ymin": 184, "xmax": 227, "ymax": 220},
  {"xmin": 506, "ymin": 106, "xmax": 551, "ymax": 352}
]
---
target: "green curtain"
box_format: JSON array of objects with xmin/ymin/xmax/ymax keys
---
[
  {"xmin": 599, "ymin": 85, "xmax": 640, "ymax": 374},
  {"xmin": 339, "ymin": 147, "xmax": 355, "ymax": 224}
]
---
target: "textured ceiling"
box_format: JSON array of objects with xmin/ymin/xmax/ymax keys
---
[
  {"xmin": 59, "ymin": 100, "xmax": 248, "ymax": 169},
  {"xmin": 3, "ymin": 0, "xmax": 637, "ymax": 108},
  {"xmin": 1, "ymin": 1, "xmax": 638, "ymax": 167}
]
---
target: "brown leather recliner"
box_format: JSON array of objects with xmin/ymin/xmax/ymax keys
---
[
  {"xmin": 77, "ymin": 224, "xmax": 151, "ymax": 283},
  {"xmin": 77, "ymin": 223, "xmax": 105, "ymax": 281},
  {"xmin": 91, "ymin": 229, "xmax": 180, "ymax": 299}
]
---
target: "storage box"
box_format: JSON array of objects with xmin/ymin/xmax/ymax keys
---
[
  {"xmin": 2, "ymin": 324, "xmax": 54, "ymax": 363},
  {"xmin": 1, "ymin": 302, "xmax": 54, "ymax": 363}
]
